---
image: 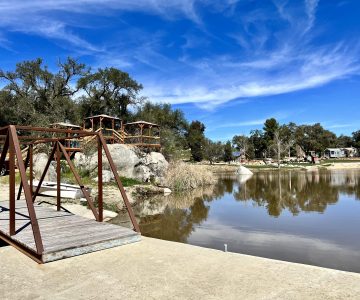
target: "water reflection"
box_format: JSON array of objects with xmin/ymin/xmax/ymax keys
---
[
  {"xmin": 110, "ymin": 169, "xmax": 360, "ymax": 272},
  {"xmin": 233, "ymin": 170, "xmax": 360, "ymax": 216},
  {"xmin": 134, "ymin": 187, "xmax": 214, "ymax": 242}
]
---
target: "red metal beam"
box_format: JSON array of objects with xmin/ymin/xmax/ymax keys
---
[
  {"xmin": 29, "ymin": 145, "xmax": 33, "ymax": 198},
  {"xmin": 17, "ymin": 146, "xmax": 31, "ymax": 200},
  {"xmin": 8, "ymin": 125, "xmax": 44, "ymax": 254},
  {"xmin": 56, "ymin": 142, "xmax": 61, "ymax": 211},
  {"xmin": 32, "ymin": 143, "xmax": 57, "ymax": 202},
  {"xmin": 58, "ymin": 143, "xmax": 99, "ymax": 221},
  {"xmin": 15, "ymin": 125, "xmax": 98, "ymax": 136},
  {"xmin": 98, "ymin": 136, "xmax": 103, "ymax": 222},
  {"xmin": 98, "ymin": 132, "xmax": 140, "ymax": 233},
  {"xmin": 0, "ymin": 132, "xmax": 9, "ymax": 177},
  {"xmin": 9, "ymin": 130, "xmax": 15, "ymax": 236}
]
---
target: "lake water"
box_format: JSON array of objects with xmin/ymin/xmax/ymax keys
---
[{"xmin": 111, "ymin": 169, "xmax": 360, "ymax": 273}]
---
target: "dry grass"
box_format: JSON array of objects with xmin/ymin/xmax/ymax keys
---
[{"xmin": 165, "ymin": 161, "xmax": 216, "ymax": 191}]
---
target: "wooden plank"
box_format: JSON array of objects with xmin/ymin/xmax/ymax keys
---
[{"xmin": 0, "ymin": 200, "xmax": 140, "ymax": 262}]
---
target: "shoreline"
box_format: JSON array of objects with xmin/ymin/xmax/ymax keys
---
[{"xmin": 198, "ymin": 161, "xmax": 360, "ymax": 172}]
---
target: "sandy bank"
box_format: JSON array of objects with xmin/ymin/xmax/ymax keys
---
[
  {"xmin": 322, "ymin": 162, "xmax": 360, "ymax": 170},
  {"xmin": 0, "ymin": 237, "xmax": 359, "ymax": 299}
]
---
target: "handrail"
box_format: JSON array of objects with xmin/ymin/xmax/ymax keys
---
[{"xmin": 0, "ymin": 124, "xmax": 141, "ymax": 259}]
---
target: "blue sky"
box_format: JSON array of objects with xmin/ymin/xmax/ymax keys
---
[{"xmin": 0, "ymin": 0, "xmax": 360, "ymax": 140}]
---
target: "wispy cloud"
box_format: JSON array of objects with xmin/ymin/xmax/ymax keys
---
[
  {"xmin": 0, "ymin": 0, "xmax": 358, "ymax": 112},
  {"xmin": 144, "ymin": 42, "xmax": 360, "ymax": 109},
  {"xmin": 214, "ymin": 119, "xmax": 266, "ymax": 129},
  {"xmin": 326, "ymin": 124, "xmax": 353, "ymax": 129},
  {"xmin": 304, "ymin": 0, "xmax": 319, "ymax": 32},
  {"xmin": 207, "ymin": 111, "xmax": 292, "ymax": 131},
  {"xmin": 0, "ymin": 32, "xmax": 13, "ymax": 51}
]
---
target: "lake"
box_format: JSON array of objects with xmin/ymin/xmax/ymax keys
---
[{"xmin": 111, "ymin": 169, "xmax": 360, "ymax": 273}]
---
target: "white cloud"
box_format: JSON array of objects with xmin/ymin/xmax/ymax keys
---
[
  {"xmin": 0, "ymin": 0, "xmax": 359, "ymax": 112},
  {"xmin": 143, "ymin": 42, "xmax": 360, "ymax": 110},
  {"xmin": 304, "ymin": 0, "xmax": 320, "ymax": 32}
]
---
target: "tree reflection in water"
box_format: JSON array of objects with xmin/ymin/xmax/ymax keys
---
[
  {"xmin": 234, "ymin": 170, "xmax": 360, "ymax": 217},
  {"xmin": 111, "ymin": 169, "xmax": 360, "ymax": 243}
]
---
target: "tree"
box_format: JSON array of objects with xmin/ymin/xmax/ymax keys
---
[
  {"xmin": 336, "ymin": 135, "xmax": 353, "ymax": 148},
  {"xmin": 78, "ymin": 67, "xmax": 143, "ymax": 120},
  {"xmin": 0, "ymin": 57, "xmax": 86, "ymax": 126},
  {"xmin": 249, "ymin": 129, "xmax": 267, "ymax": 158},
  {"xmin": 232, "ymin": 135, "xmax": 249, "ymax": 158},
  {"xmin": 133, "ymin": 102, "xmax": 189, "ymax": 160},
  {"xmin": 133, "ymin": 102, "xmax": 188, "ymax": 134},
  {"xmin": 263, "ymin": 118, "xmax": 280, "ymax": 148},
  {"xmin": 295, "ymin": 123, "xmax": 337, "ymax": 155},
  {"xmin": 352, "ymin": 130, "xmax": 360, "ymax": 149},
  {"xmin": 204, "ymin": 139, "xmax": 223, "ymax": 164},
  {"xmin": 223, "ymin": 141, "xmax": 233, "ymax": 163},
  {"xmin": 270, "ymin": 126, "xmax": 295, "ymax": 169},
  {"xmin": 186, "ymin": 121, "xmax": 206, "ymax": 162}
]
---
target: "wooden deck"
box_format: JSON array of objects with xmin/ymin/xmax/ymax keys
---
[{"xmin": 0, "ymin": 200, "xmax": 141, "ymax": 263}]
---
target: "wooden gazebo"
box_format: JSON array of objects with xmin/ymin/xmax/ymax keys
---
[
  {"xmin": 82, "ymin": 115, "xmax": 161, "ymax": 149},
  {"xmin": 83, "ymin": 115, "xmax": 124, "ymax": 144},
  {"xmin": 123, "ymin": 120, "xmax": 161, "ymax": 149},
  {"xmin": 50, "ymin": 122, "xmax": 82, "ymax": 157}
]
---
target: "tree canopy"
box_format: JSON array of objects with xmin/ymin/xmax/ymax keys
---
[
  {"xmin": 186, "ymin": 121, "xmax": 206, "ymax": 162},
  {"xmin": 0, "ymin": 57, "xmax": 86, "ymax": 126},
  {"xmin": 78, "ymin": 67, "xmax": 143, "ymax": 120}
]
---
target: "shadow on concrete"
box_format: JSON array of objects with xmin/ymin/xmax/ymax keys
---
[{"xmin": 0, "ymin": 239, "xmax": 9, "ymax": 247}]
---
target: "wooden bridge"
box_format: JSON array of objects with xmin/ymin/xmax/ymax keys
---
[{"xmin": 0, "ymin": 125, "xmax": 141, "ymax": 263}]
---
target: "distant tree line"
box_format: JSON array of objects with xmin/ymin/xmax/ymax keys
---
[
  {"xmin": 232, "ymin": 118, "xmax": 360, "ymax": 161},
  {"xmin": 1, "ymin": 58, "xmax": 359, "ymax": 163}
]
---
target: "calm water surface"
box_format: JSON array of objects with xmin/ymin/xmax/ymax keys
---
[{"xmin": 111, "ymin": 169, "xmax": 360, "ymax": 272}]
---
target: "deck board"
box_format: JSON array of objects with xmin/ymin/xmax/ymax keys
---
[{"xmin": 0, "ymin": 200, "xmax": 141, "ymax": 262}]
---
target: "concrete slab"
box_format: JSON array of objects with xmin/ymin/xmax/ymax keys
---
[{"xmin": 1, "ymin": 237, "xmax": 360, "ymax": 299}]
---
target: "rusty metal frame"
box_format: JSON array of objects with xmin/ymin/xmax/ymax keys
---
[{"xmin": 0, "ymin": 124, "xmax": 141, "ymax": 260}]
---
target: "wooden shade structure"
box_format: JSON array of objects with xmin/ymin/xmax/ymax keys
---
[
  {"xmin": 83, "ymin": 115, "xmax": 124, "ymax": 144},
  {"xmin": 123, "ymin": 120, "xmax": 161, "ymax": 149},
  {"xmin": 50, "ymin": 122, "xmax": 82, "ymax": 157}
]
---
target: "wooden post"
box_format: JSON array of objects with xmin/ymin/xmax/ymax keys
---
[
  {"xmin": 112, "ymin": 119, "xmax": 115, "ymax": 144},
  {"xmin": 149, "ymin": 126, "xmax": 152, "ymax": 145},
  {"xmin": 140, "ymin": 124, "xmax": 143, "ymax": 145}
]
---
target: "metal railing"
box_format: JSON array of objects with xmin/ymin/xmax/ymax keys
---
[{"xmin": 0, "ymin": 125, "xmax": 140, "ymax": 257}]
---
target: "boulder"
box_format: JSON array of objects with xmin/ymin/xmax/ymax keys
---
[
  {"xmin": 73, "ymin": 144, "xmax": 169, "ymax": 184},
  {"xmin": 73, "ymin": 152, "xmax": 98, "ymax": 172},
  {"xmin": 134, "ymin": 165, "xmax": 152, "ymax": 183},
  {"xmin": 105, "ymin": 144, "xmax": 141, "ymax": 178},
  {"xmin": 235, "ymin": 166, "xmax": 253, "ymax": 175},
  {"xmin": 147, "ymin": 152, "xmax": 169, "ymax": 178},
  {"xmin": 163, "ymin": 187, "xmax": 172, "ymax": 195},
  {"xmin": 33, "ymin": 153, "xmax": 56, "ymax": 181},
  {"xmin": 92, "ymin": 170, "xmax": 114, "ymax": 183}
]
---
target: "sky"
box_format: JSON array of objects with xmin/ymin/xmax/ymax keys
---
[{"xmin": 0, "ymin": 0, "xmax": 359, "ymax": 140}]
